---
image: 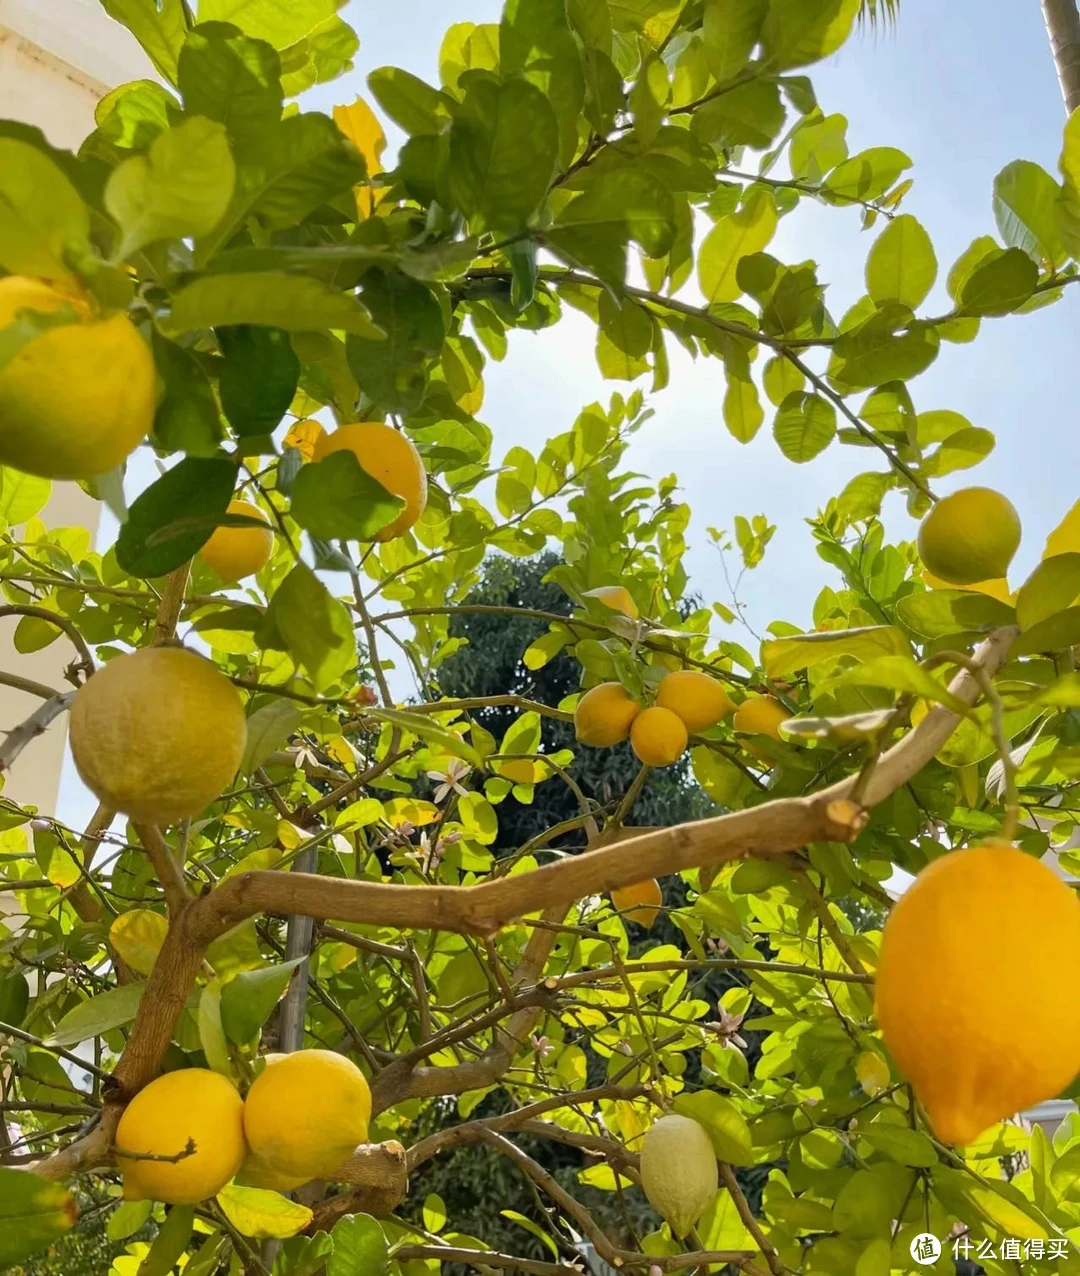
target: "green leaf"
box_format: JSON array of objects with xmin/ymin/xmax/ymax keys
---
[
  {"xmin": 267, "ymin": 563, "xmax": 357, "ymax": 691},
  {"xmin": 291, "ymin": 453, "xmax": 404, "ymax": 543},
  {"xmin": 1016, "ymin": 553, "xmax": 1080, "ymax": 632},
  {"xmin": 45, "ymin": 982, "xmax": 145, "ymax": 1047},
  {"xmin": 240, "ymin": 701, "xmax": 303, "ymax": 776},
  {"xmin": 501, "ymin": 0, "xmax": 586, "ymax": 166},
  {"xmin": 825, "ymin": 655, "xmax": 966, "ymax": 713},
  {"xmin": 829, "ymin": 309, "xmax": 939, "ymax": 390},
  {"xmin": 762, "ymin": 354, "xmax": 805, "ymax": 407},
  {"xmin": 762, "ymin": 625, "xmax": 910, "ymax": 679},
  {"xmin": 151, "ymin": 333, "xmax": 224, "ymax": 456},
  {"xmin": 772, "ymin": 391, "xmax": 836, "ymax": 462},
  {"xmin": 596, "ymin": 292, "xmax": 652, "ymax": 381},
  {"xmin": 760, "ymin": 0, "xmax": 860, "ymax": 71},
  {"xmin": 107, "ymin": 1199, "xmax": 153, "ymax": 1243},
  {"xmin": 328, "ymin": 1213, "xmax": 388, "ymax": 1276},
  {"xmin": 220, "ymin": 958, "xmax": 304, "ymax": 1044},
  {"xmin": 895, "ymin": 589, "xmax": 1015, "ymax": 639},
  {"xmin": 1012, "ymin": 605, "xmax": 1080, "ymax": 656},
  {"xmin": 115, "ymin": 457, "xmax": 238, "ymax": 578},
  {"xmin": 448, "ymin": 77, "xmax": 559, "ymax": 232},
  {"xmin": 368, "ymin": 709, "xmax": 484, "ymax": 768},
  {"xmin": 723, "ymin": 356, "xmax": 765, "ymax": 442},
  {"xmin": 691, "ymin": 81, "xmax": 786, "ymax": 150},
  {"xmin": 993, "ymin": 159, "xmax": 1065, "ymax": 268},
  {"xmin": 0, "ymin": 971, "xmax": 30, "ymax": 1026},
  {"xmin": 924, "ymin": 426, "xmax": 995, "ymax": 477},
  {"xmin": 0, "ymin": 1168, "xmax": 78, "ymax": 1268},
  {"xmin": 218, "ymin": 326, "xmax": 299, "ymax": 438},
  {"xmin": 702, "ymin": 0, "xmax": 767, "ymax": 82},
  {"xmin": 859, "ymin": 1124, "xmax": 937, "ymax": 1168},
  {"xmin": 344, "ymin": 269, "xmax": 445, "ymax": 413},
  {"xmin": 106, "ymin": 116, "xmax": 236, "ymax": 259},
  {"xmin": 0, "ymin": 469, "xmax": 51, "ymax": 525},
  {"xmin": 790, "ymin": 111, "xmax": 848, "ymax": 182},
  {"xmin": 198, "ymin": 0, "xmax": 344, "ymax": 49},
  {"xmin": 832, "ymin": 1164, "xmax": 913, "ymax": 1237},
  {"xmin": 217, "ymin": 1184, "xmax": 313, "ymax": 1239},
  {"xmin": 692, "ymin": 746, "xmax": 757, "ymax": 806},
  {"xmin": 0, "ymin": 138, "xmax": 92, "ymax": 283},
  {"xmin": 865, "ymin": 213, "xmax": 937, "ymax": 310},
  {"xmin": 137, "ymin": 1205, "xmax": 195, "ymax": 1276},
  {"xmin": 367, "ymin": 66, "xmax": 453, "ymax": 135},
  {"xmin": 957, "ymin": 247, "xmax": 1038, "ymax": 317},
  {"xmin": 546, "ymin": 166, "xmax": 676, "ymax": 287},
  {"xmin": 836, "ymin": 471, "xmax": 895, "ymax": 526},
  {"xmin": 422, "ymin": 1193, "xmax": 447, "ymax": 1233},
  {"xmin": 855, "ymin": 1238, "xmax": 892, "ymax": 1276},
  {"xmin": 698, "ymin": 189, "xmax": 778, "ymax": 303},
  {"xmin": 673, "ymin": 1090, "xmax": 754, "ymax": 1166},
  {"xmin": 177, "ymin": 22, "xmax": 284, "ymax": 144},
  {"xmin": 168, "ymin": 272, "xmax": 383, "ymax": 337},
  {"xmin": 100, "ymin": 0, "xmax": 187, "ymax": 83},
  {"xmin": 198, "ymin": 112, "xmax": 364, "ymax": 262},
  {"xmin": 822, "ymin": 146, "xmax": 911, "ymax": 204},
  {"xmin": 197, "ymin": 978, "xmax": 234, "ymax": 1077}
]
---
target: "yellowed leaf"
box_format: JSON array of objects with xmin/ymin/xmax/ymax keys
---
[
  {"xmin": 109, "ymin": 909, "xmax": 168, "ymax": 977},
  {"xmin": 384, "ymin": 798, "xmax": 440, "ymax": 828},
  {"xmin": 333, "ymin": 98, "xmax": 387, "ymax": 218},
  {"xmin": 1044, "ymin": 499, "xmax": 1080, "ymax": 560},
  {"xmin": 283, "ymin": 417, "xmax": 325, "ymax": 461},
  {"xmin": 277, "ymin": 820, "xmax": 304, "ymax": 850}
]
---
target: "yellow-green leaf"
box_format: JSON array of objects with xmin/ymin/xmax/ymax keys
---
[
  {"xmin": 110, "ymin": 909, "xmax": 169, "ymax": 977},
  {"xmin": 216, "ymin": 1184, "xmax": 313, "ymax": 1240}
]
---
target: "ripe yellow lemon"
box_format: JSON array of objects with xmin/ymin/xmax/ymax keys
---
[
  {"xmin": 876, "ymin": 843, "xmax": 1080, "ymax": 1146},
  {"xmin": 630, "ymin": 706, "xmax": 688, "ymax": 767},
  {"xmin": 732, "ymin": 695, "xmax": 790, "ymax": 741},
  {"xmin": 574, "ymin": 682, "xmax": 640, "ymax": 747},
  {"xmin": 114, "ymin": 1069, "xmax": 246, "ymax": 1205},
  {"xmin": 70, "ymin": 647, "xmax": 247, "ymax": 824},
  {"xmin": 200, "ymin": 500, "xmax": 274, "ymax": 583},
  {"xmin": 611, "ymin": 878, "xmax": 663, "ymax": 928},
  {"xmin": 639, "ymin": 1114, "xmax": 718, "ymax": 1238},
  {"xmin": 656, "ymin": 670, "xmax": 735, "ymax": 734},
  {"xmin": 917, "ymin": 487, "xmax": 1021, "ymax": 586},
  {"xmin": 314, "ymin": 421, "xmax": 427, "ymax": 540},
  {"xmin": 0, "ymin": 276, "xmax": 155, "ymax": 479},
  {"xmin": 584, "ymin": 585, "xmax": 639, "ymax": 619},
  {"xmin": 243, "ymin": 1049, "xmax": 372, "ymax": 1181}
]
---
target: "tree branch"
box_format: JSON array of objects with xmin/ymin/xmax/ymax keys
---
[
  {"xmin": 719, "ymin": 1162, "xmax": 784, "ymax": 1276},
  {"xmin": 0, "ymin": 691, "xmax": 75, "ymax": 774},
  {"xmin": 132, "ymin": 824, "xmax": 192, "ymax": 915}
]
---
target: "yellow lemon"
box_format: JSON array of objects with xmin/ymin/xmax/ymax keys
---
[
  {"xmin": 0, "ymin": 275, "xmax": 155, "ymax": 478},
  {"xmin": 201, "ymin": 500, "xmax": 274, "ymax": 583},
  {"xmin": 70, "ymin": 647, "xmax": 247, "ymax": 824},
  {"xmin": 574, "ymin": 683, "xmax": 641, "ymax": 747},
  {"xmin": 732, "ymin": 695, "xmax": 790, "ymax": 741},
  {"xmin": 115, "ymin": 1069, "xmax": 246, "ymax": 1205},
  {"xmin": 611, "ymin": 878, "xmax": 663, "ymax": 928},
  {"xmin": 917, "ymin": 487, "xmax": 1021, "ymax": 586},
  {"xmin": 584, "ymin": 585, "xmax": 639, "ymax": 618},
  {"xmin": 876, "ymin": 843, "xmax": 1080, "ymax": 1146},
  {"xmin": 639, "ymin": 1115, "xmax": 718, "ymax": 1238},
  {"xmin": 656, "ymin": 670, "xmax": 735, "ymax": 734},
  {"xmin": 630, "ymin": 706, "xmax": 688, "ymax": 767},
  {"xmin": 313, "ymin": 421, "xmax": 427, "ymax": 540},
  {"xmin": 243, "ymin": 1049, "xmax": 372, "ymax": 1181}
]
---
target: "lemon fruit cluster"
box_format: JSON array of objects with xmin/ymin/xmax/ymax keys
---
[
  {"xmin": 917, "ymin": 486, "xmax": 1021, "ymax": 586},
  {"xmin": 574, "ymin": 670, "xmax": 734, "ymax": 769},
  {"xmin": 876, "ymin": 842, "xmax": 1080, "ymax": 1146},
  {"xmin": 314, "ymin": 421, "xmax": 427, "ymax": 541},
  {"xmin": 114, "ymin": 1050, "xmax": 372, "ymax": 1205},
  {"xmin": 639, "ymin": 1114, "xmax": 718, "ymax": 1238},
  {"xmin": 70, "ymin": 647, "xmax": 247, "ymax": 825},
  {"xmin": 0, "ymin": 276, "xmax": 155, "ymax": 479},
  {"xmin": 201, "ymin": 500, "xmax": 274, "ymax": 583}
]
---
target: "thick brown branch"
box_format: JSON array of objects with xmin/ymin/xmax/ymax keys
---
[{"xmin": 393, "ymin": 1248, "xmax": 582, "ymax": 1274}]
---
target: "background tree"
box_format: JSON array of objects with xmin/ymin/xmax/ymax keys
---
[{"xmin": 1, "ymin": 2, "xmax": 1080, "ymax": 1275}]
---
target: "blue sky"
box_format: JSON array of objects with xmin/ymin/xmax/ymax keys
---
[{"xmin": 59, "ymin": 1, "xmax": 1075, "ymax": 830}]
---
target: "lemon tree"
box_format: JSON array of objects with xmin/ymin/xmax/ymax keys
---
[{"xmin": 4, "ymin": 3, "xmax": 1080, "ymax": 1275}]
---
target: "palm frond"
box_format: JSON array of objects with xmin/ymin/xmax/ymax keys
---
[{"xmin": 858, "ymin": 0, "xmax": 900, "ymax": 27}]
